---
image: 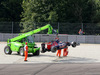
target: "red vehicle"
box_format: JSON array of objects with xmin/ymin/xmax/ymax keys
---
[{"xmin": 41, "ymin": 41, "xmax": 78, "ymax": 53}]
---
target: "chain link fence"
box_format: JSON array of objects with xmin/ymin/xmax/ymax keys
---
[{"xmin": 0, "ymin": 22, "xmax": 100, "ymax": 35}]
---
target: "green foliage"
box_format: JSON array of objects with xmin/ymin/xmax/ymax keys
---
[
  {"xmin": 21, "ymin": 0, "xmax": 58, "ymax": 32},
  {"xmin": 24, "ymin": 0, "xmax": 58, "ymax": 22},
  {"xmin": 0, "ymin": 0, "xmax": 23, "ymax": 33},
  {"xmin": 56, "ymin": 0, "xmax": 98, "ymax": 23},
  {"xmin": 0, "ymin": 0, "xmax": 23, "ymax": 22},
  {"xmin": 93, "ymin": 0, "xmax": 100, "ymax": 23},
  {"xmin": 0, "ymin": 0, "xmax": 100, "ymax": 34}
]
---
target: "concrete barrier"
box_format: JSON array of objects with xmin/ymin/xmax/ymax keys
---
[
  {"xmin": 94, "ymin": 36, "xmax": 100, "ymax": 44},
  {"xmin": 77, "ymin": 35, "xmax": 85, "ymax": 43},
  {"xmin": 0, "ymin": 33, "xmax": 18, "ymax": 41},
  {"xmin": 0, "ymin": 33, "xmax": 100, "ymax": 44}
]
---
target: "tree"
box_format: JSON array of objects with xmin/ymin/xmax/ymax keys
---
[
  {"xmin": 21, "ymin": 0, "xmax": 58, "ymax": 32},
  {"xmin": 56, "ymin": 0, "xmax": 98, "ymax": 23},
  {"xmin": 93, "ymin": 0, "xmax": 100, "ymax": 23},
  {"xmin": 0, "ymin": 0, "xmax": 23, "ymax": 33},
  {"xmin": 0, "ymin": 0, "xmax": 23, "ymax": 22},
  {"xmin": 21, "ymin": 0, "xmax": 100, "ymax": 33}
]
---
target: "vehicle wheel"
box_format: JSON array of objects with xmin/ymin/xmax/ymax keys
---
[
  {"xmin": 41, "ymin": 48, "xmax": 46, "ymax": 53},
  {"xmin": 4, "ymin": 46, "xmax": 12, "ymax": 54},
  {"xmin": 51, "ymin": 46, "xmax": 57, "ymax": 53},
  {"xmin": 17, "ymin": 52, "xmax": 19, "ymax": 55},
  {"xmin": 41, "ymin": 43, "xmax": 46, "ymax": 53},
  {"xmin": 72, "ymin": 42, "xmax": 76, "ymax": 47},
  {"xmin": 19, "ymin": 47, "xmax": 24, "ymax": 56},
  {"xmin": 33, "ymin": 50, "xmax": 40, "ymax": 56}
]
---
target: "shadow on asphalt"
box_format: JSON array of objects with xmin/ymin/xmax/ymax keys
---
[
  {"xmin": 9, "ymin": 53, "xmax": 97, "ymax": 63},
  {"xmin": 53, "ymin": 56, "xmax": 97, "ymax": 63}
]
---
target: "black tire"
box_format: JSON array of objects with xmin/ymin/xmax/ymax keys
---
[
  {"xmin": 4, "ymin": 46, "xmax": 12, "ymax": 54},
  {"xmin": 33, "ymin": 50, "xmax": 40, "ymax": 56},
  {"xmin": 72, "ymin": 42, "xmax": 76, "ymax": 47},
  {"xmin": 41, "ymin": 48, "xmax": 46, "ymax": 53},
  {"xmin": 51, "ymin": 46, "xmax": 57, "ymax": 53},
  {"xmin": 19, "ymin": 47, "xmax": 24, "ymax": 56},
  {"xmin": 41, "ymin": 43, "xmax": 46, "ymax": 53},
  {"xmin": 17, "ymin": 52, "xmax": 19, "ymax": 55}
]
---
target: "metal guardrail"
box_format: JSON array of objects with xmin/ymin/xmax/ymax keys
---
[{"xmin": 0, "ymin": 33, "xmax": 100, "ymax": 44}]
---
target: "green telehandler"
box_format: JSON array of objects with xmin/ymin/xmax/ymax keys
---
[{"xmin": 4, "ymin": 24, "xmax": 57, "ymax": 56}]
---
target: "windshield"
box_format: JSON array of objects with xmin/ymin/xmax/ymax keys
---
[{"xmin": 27, "ymin": 36, "xmax": 34, "ymax": 43}]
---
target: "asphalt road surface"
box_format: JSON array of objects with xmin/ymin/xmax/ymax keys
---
[
  {"xmin": 0, "ymin": 63, "xmax": 100, "ymax": 75},
  {"xmin": 0, "ymin": 42, "xmax": 100, "ymax": 75}
]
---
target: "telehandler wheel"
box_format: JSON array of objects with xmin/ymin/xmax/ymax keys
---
[
  {"xmin": 4, "ymin": 46, "xmax": 12, "ymax": 54},
  {"xmin": 19, "ymin": 47, "xmax": 24, "ymax": 56},
  {"xmin": 33, "ymin": 50, "xmax": 40, "ymax": 56},
  {"xmin": 17, "ymin": 52, "xmax": 19, "ymax": 55}
]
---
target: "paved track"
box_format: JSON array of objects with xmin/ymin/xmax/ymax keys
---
[
  {"xmin": 0, "ymin": 63, "xmax": 100, "ymax": 75},
  {"xmin": 0, "ymin": 42, "xmax": 100, "ymax": 64},
  {"xmin": 0, "ymin": 42, "xmax": 100, "ymax": 75}
]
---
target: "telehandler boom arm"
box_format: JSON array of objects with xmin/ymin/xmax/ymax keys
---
[{"xmin": 9, "ymin": 24, "xmax": 54, "ymax": 42}]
